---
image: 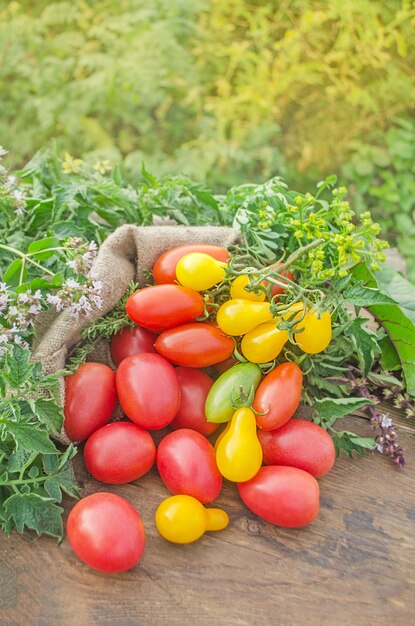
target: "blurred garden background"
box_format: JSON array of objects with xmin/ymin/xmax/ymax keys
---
[{"xmin": 1, "ymin": 0, "xmax": 415, "ymax": 277}]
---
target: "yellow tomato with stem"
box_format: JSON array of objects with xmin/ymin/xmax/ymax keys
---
[
  {"xmin": 176, "ymin": 252, "xmax": 227, "ymax": 291},
  {"xmin": 216, "ymin": 407, "xmax": 263, "ymax": 482},
  {"xmin": 241, "ymin": 321, "xmax": 288, "ymax": 363},
  {"xmin": 216, "ymin": 299, "xmax": 272, "ymax": 336},
  {"xmin": 155, "ymin": 495, "xmax": 229, "ymax": 544},
  {"xmin": 294, "ymin": 310, "xmax": 332, "ymax": 354},
  {"xmin": 230, "ymin": 275, "xmax": 266, "ymax": 302}
]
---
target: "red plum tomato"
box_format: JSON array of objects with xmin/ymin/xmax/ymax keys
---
[
  {"xmin": 110, "ymin": 325, "xmax": 156, "ymax": 366},
  {"xmin": 153, "ymin": 245, "xmax": 229, "ymax": 284},
  {"xmin": 169, "ymin": 368, "xmax": 218, "ymax": 436},
  {"xmin": 238, "ymin": 466, "xmax": 319, "ymax": 528},
  {"xmin": 258, "ymin": 419, "xmax": 335, "ymax": 478},
  {"xmin": 67, "ymin": 492, "xmax": 145, "ymax": 573},
  {"xmin": 84, "ymin": 422, "xmax": 156, "ymax": 484},
  {"xmin": 125, "ymin": 285, "xmax": 204, "ymax": 331},
  {"xmin": 116, "ymin": 353, "xmax": 180, "ymax": 429},
  {"xmin": 157, "ymin": 429, "xmax": 222, "ymax": 503},
  {"xmin": 253, "ymin": 362, "xmax": 303, "ymax": 430},
  {"xmin": 155, "ymin": 323, "xmax": 234, "ymax": 367},
  {"xmin": 64, "ymin": 363, "xmax": 117, "ymax": 442}
]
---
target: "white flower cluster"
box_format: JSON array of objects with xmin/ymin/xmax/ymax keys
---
[
  {"xmin": 46, "ymin": 278, "xmax": 103, "ymax": 316},
  {"xmin": 66, "ymin": 240, "xmax": 98, "ymax": 274},
  {"xmin": 0, "ymin": 284, "xmax": 42, "ymax": 355},
  {"xmin": 0, "ymin": 146, "xmax": 26, "ymax": 216}
]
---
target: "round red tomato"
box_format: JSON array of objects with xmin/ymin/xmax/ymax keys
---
[
  {"xmin": 110, "ymin": 325, "xmax": 156, "ymax": 366},
  {"xmin": 126, "ymin": 285, "xmax": 204, "ymax": 331},
  {"xmin": 67, "ymin": 492, "xmax": 145, "ymax": 573},
  {"xmin": 153, "ymin": 244, "xmax": 229, "ymax": 284},
  {"xmin": 84, "ymin": 422, "xmax": 156, "ymax": 484},
  {"xmin": 264, "ymin": 263, "xmax": 295, "ymax": 298},
  {"xmin": 253, "ymin": 362, "xmax": 302, "ymax": 430},
  {"xmin": 155, "ymin": 323, "xmax": 234, "ymax": 367},
  {"xmin": 238, "ymin": 466, "xmax": 319, "ymax": 528},
  {"xmin": 64, "ymin": 363, "xmax": 117, "ymax": 442},
  {"xmin": 157, "ymin": 429, "xmax": 222, "ymax": 503},
  {"xmin": 116, "ymin": 353, "xmax": 180, "ymax": 429},
  {"xmin": 258, "ymin": 419, "xmax": 335, "ymax": 478},
  {"xmin": 169, "ymin": 368, "xmax": 219, "ymax": 436}
]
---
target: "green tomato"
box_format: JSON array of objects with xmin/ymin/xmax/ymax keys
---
[{"xmin": 205, "ymin": 362, "xmax": 262, "ymax": 423}]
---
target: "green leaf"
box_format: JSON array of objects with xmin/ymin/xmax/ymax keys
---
[
  {"xmin": 379, "ymin": 336, "xmax": 401, "ymax": 371},
  {"xmin": 34, "ymin": 399, "xmax": 63, "ymax": 434},
  {"xmin": 3, "ymin": 259, "xmax": 27, "ymax": 285},
  {"xmin": 44, "ymin": 462, "xmax": 79, "ymax": 503},
  {"xmin": 344, "ymin": 318, "xmax": 380, "ymax": 375},
  {"xmin": 313, "ymin": 397, "xmax": 374, "ymax": 426},
  {"xmin": 343, "ymin": 282, "xmax": 396, "ymax": 306},
  {"xmin": 6, "ymin": 447, "xmax": 33, "ymax": 473},
  {"xmin": 332, "ymin": 431, "xmax": 376, "ymax": 458},
  {"xmin": 3, "ymin": 493, "xmax": 63, "ymax": 539},
  {"xmin": 28, "ymin": 236, "xmax": 60, "ymax": 261},
  {"xmin": 3, "ymin": 345, "xmax": 34, "ymax": 388},
  {"xmin": 7, "ymin": 421, "xmax": 58, "ymax": 454},
  {"xmin": 141, "ymin": 163, "xmax": 158, "ymax": 187},
  {"xmin": 353, "ymin": 263, "xmax": 415, "ymax": 396}
]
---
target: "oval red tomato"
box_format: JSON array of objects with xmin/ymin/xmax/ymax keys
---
[
  {"xmin": 258, "ymin": 419, "xmax": 335, "ymax": 478},
  {"xmin": 153, "ymin": 244, "xmax": 229, "ymax": 284},
  {"xmin": 110, "ymin": 325, "xmax": 156, "ymax": 366},
  {"xmin": 67, "ymin": 492, "xmax": 146, "ymax": 573},
  {"xmin": 238, "ymin": 466, "xmax": 319, "ymax": 528},
  {"xmin": 157, "ymin": 429, "xmax": 222, "ymax": 503},
  {"xmin": 126, "ymin": 285, "xmax": 204, "ymax": 331},
  {"xmin": 64, "ymin": 363, "xmax": 117, "ymax": 442},
  {"xmin": 253, "ymin": 362, "xmax": 302, "ymax": 430},
  {"xmin": 169, "ymin": 368, "xmax": 219, "ymax": 436},
  {"xmin": 155, "ymin": 323, "xmax": 234, "ymax": 367},
  {"xmin": 116, "ymin": 353, "xmax": 180, "ymax": 429},
  {"xmin": 84, "ymin": 422, "xmax": 156, "ymax": 484}
]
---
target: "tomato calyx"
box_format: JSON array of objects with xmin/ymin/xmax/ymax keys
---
[{"xmin": 230, "ymin": 384, "xmax": 256, "ymax": 410}]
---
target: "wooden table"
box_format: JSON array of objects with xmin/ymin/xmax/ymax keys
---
[{"xmin": 1, "ymin": 405, "xmax": 414, "ymax": 626}]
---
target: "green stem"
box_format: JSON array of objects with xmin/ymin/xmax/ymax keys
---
[
  {"xmin": 18, "ymin": 257, "xmax": 26, "ymax": 286},
  {"xmin": 0, "ymin": 475, "xmax": 48, "ymax": 487},
  {"xmin": 0, "ymin": 243, "xmax": 55, "ymax": 276}
]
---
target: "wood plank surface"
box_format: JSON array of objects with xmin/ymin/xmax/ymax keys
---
[{"xmin": 0, "ymin": 413, "xmax": 414, "ymax": 626}]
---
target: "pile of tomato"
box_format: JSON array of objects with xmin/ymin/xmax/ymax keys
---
[{"xmin": 64, "ymin": 244, "xmax": 335, "ymax": 574}]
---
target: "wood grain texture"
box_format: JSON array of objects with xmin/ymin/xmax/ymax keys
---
[{"xmin": 0, "ymin": 414, "xmax": 414, "ymax": 626}]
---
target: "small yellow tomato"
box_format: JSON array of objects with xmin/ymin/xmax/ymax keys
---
[
  {"xmin": 216, "ymin": 299, "xmax": 272, "ymax": 336},
  {"xmin": 176, "ymin": 253, "xmax": 227, "ymax": 291},
  {"xmin": 294, "ymin": 310, "xmax": 332, "ymax": 354},
  {"xmin": 230, "ymin": 275, "xmax": 266, "ymax": 302},
  {"xmin": 241, "ymin": 321, "xmax": 288, "ymax": 363},
  {"xmin": 155, "ymin": 495, "xmax": 229, "ymax": 544},
  {"xmin": 216, "ymin": 407, "xmax": 263, "ymax": 482}
]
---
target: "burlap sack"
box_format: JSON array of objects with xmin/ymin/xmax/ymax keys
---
[{"xmin": 32, "ymin": 224, "xmax": 240, "ymax": 444}]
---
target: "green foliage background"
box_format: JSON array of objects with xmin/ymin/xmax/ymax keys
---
[{"xmin": 1, "ymin": 0, "xmax": 415, "ymax": 276}]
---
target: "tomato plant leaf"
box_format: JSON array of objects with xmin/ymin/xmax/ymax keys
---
[
  {"xmin": 343, "ymin": 282, "xmax": 396, "ymax": 306},
  {"xmin": 6, "ymin": 420, "xmax": 58, "ymax": 454},
  {"xmin": 3, "ymin": 345, "xmax": 34, "ymax": 388},
  {"xmin": 344, "ymin": 318, "xmax": 380, "ymax": 375},
  {"xmin": 332, "ymin": 431, "xmax": 376, "ymax": 458},
  {"xmin": 33, "ymin": 399, "xmax": 64, "ymax": 434},
  {"xmin": 313, "ymin": 397, "xmax": 374, "ymax": 427},
  {"xmin": 3, "ymin": 493, "xmax": 63, "ymax": 539}
]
